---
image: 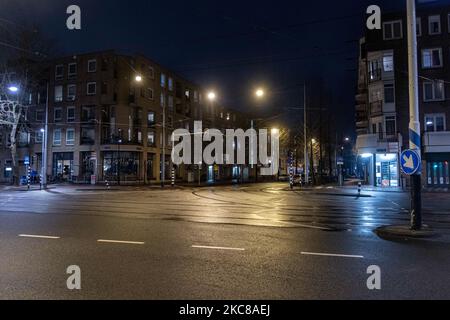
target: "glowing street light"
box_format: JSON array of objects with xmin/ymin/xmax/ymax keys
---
[
  {"xmin": 311, "ymin": 138, "xmax": 316, "ymax": 144},
  {"xmin": 255, "ymin": 88, "xmax": 265, "ymax": 98},
  {"xmin": 135, "ymin": 75, "xmax": 142, "ymax": 82},
  {"xmin": 207, "ymin": 91, "xmax": 216, "ymax": 101},
  {"xmin": 271, "ymin": 128, "xmax": 279, "ymax": 135},
  {"xmin": 8, "ymin": 86, "xmax": 19, "ymax": 93},
  {"xmin": 344, "ymin": 137, "xmax": 350, "ymax": 142}
]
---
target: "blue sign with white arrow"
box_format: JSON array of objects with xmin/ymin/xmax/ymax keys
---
[{"xmin": 400, "ymin": 149, "xmax": 421, "ymax": 175}]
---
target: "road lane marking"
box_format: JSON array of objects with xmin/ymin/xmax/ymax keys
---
[
  {"xmin": 301, "ymin": 251, "xmax": 364, "ymax": 259},
  {"xmin": 97, "ymin": 239, "xmax": 145, "ymax": 245},
  {"xmin": 18, "ymin": 234, "xmax": 60, "ymax": 239},
  {"xmin": 192, "ymin": 245, "xmax": 245, "ymax": 251}
]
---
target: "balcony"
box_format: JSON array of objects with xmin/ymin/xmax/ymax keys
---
[
  {"xmin": 101, "ymin": 137, "xmax": 143, "ymax": 146},
  {"xmin": 423, "ymin": 131, "xmax": 450, "ymax": 153},
  {"xmin": 356, "ymin": 133, "xmax": 401, "ymax": 155},
  {"xmin": 368, "ymin": 69, "xmax": 382, "ymax": 83},
  {"xmin": 355, "ymin": 93, "xmax": 367, "ymax": 104},
  {"xmin": 370, "ymin": 101, "xmax": 383, "ymax": 116}
]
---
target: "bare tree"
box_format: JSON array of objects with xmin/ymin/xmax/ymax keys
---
[
  {"xmin": 0, "ymin": 20, "xmax": 56, "ymax": 184},
  {"xmin": 0, "ymin": 72, "xmax": 27, "ymax": 184}
]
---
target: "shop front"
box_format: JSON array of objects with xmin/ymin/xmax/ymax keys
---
[
  {"xmin": 375, "ymin": 153, "xmax": 399, "ymax": 187},
  {"xmin": 52, "ymin": 152, "xmax": 74, "ymax": 182},
  {"xmin": 425, "ymin": 153, "xmax": 450, "ymax": 188}
]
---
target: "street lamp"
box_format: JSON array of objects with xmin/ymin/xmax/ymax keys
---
[
  {"xmin": 8, "ymin": 86, "xmax": 19, "ymax": 93},
  {"xmin": 255, "ymin": 88, "xmax": 264, "ymax": 98},
  {"xmin": 207, "ymin": 91, "xmax": 216, "ymax": 101},
  {"xmin": 135, "ymin": 75, "xmax": 142, "ymax": 82}
]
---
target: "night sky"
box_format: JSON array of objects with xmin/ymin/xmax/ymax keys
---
[{"xmin": 1, "ymin": 0, "xmax": 427, "ymax": 137}]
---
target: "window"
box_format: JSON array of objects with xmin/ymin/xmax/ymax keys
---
[
  {"xmin": 161, "ymin": 73, "xmax": 166, "ymax": 87},
  {"xmin": 168, "ymin": 95, "xmax": 174, "ymax": 110},
  {"xmin": 385, "ymin": 116, "xmax": 396, "ymax": 136},
  {"xmin": 68, "ymin": 62, "xmax": 77, "ymax": 77},
  {"xmin": 101, "ymin": 58, "xmax": 108, "ymax": 71},
  {"xmin": 53, "ymin": 129, "xmax": 62, "ymax": 146},
  {"xmin": 66, "ymin": 129, "xmax": 75, "ymax": 145},
  {"xmin": 35, "ymin": 110, "xmax": 44, "ymax": 122},
  {"xmin": 101, "ymin": 82, "xmax": 108, "ymax": 95},
  {"xmin": 447, "ymin": 14, "xmax": 450, "ymax": 34},
  {"xmin": 147, "ymin": 131, "xmax": 155, "ymax": 146},
  {"xmin": 428, "ymin": 15, "xmax": 441, "ymax": 35},
  {"xmin": 87, "ymin": 82, "xmax": 97, "ymax": 95},
  {"xmin": 67, "ymin": 84, "xmax": 76, "ymax": 101},
  {"xmin": 88, "ymin": 59, "xmax": 97, "ymax": 72},
  {"xmin": 148, "ymin": 112, "xmax": 155, "ymax": 126},
  {"xmin": 55, "ymin": 65, "xmax": 64, "ymax": 80},
  {"xmin": 54, "ymin": 85, "xmax": 63, "ymax": 102},
  {"xmin": 160, "ymin": 93, "xmax": 165, "ymax": 107},
  {"xmin": 54, "ymin": 107, "xmax": 62, "ymax": 122},
  {"xmin": 67, "ymin": 106, "xmax": 75, "ymax": 123},
  {"xmin": 383, "ymin": 20, "xmax": 403, "ymax": 40},
  {"xmin": 168, "ymin": 77, "xmax": 173, "ymax": 91},
  {"xmin": 368, "ymin": 59, "xmax": 381, "ymax": 81},
  {"xmin": 422, "ymin": 48, "xmax": 442, "ymax": 68},
  {"xmin": 148, "ymin": 66, "xmax": 154, "ymax": 79},
  {"xmin": 384, "ymin": 83, "xmax": 395, "ymax": 104},
  {"xmin": 423, "ymin": 80, "xmax": 445, "ymax": 101},
  {"xmin": 35, "ymin": 131, "xmax": 43, "ymax": 144},
  {"xmin": 417, "ymin": 17, "xmax": 422, "ymax": 36},
  {"xmin": 383, "ymin": 53, "xmax": 394, "ymax": 72},
  {"xmin": 194, "ymin": 91, "xmax": 199, "ymax": 102},
  {"xmin": 372, "ymin": 123, "xmax": 377, "ymax": 134},
  {"xmin": 81, "ymin": 106, "xmax": 96, "ymax": 122},
  {"xmin": 81, "ymin": 127, "xmax": 95, "ymax": 145},
  {"xmin": 425, "ymin": 114, "xmax": 446, "ymax": 132},
  {"xmin": 378, "ymin": 123, "xmax": 383, "ymax": 140},
  {"xmin": 146, "ymin": 88, "xmax": 154, "ymax": 100}
]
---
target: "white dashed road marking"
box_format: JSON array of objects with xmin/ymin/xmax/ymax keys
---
[
  {"xmin": 192, "ymin": 245, "xmax": 245, "ymax": 251},
  {"xmin": 301, "ymin": 251, "xmax": 364, "ymax": 259},
  {"xmin": 97, "ymin": 239, "xmax": 145, "ymax": 245},
  {"xmin": 18, "ymin": 234, "xmax": 60, "ymax": 239}
]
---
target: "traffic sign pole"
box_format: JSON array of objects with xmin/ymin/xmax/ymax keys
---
[{"xmin": 407, "ymin": 0, "xmax": 422, "ymax": 230}]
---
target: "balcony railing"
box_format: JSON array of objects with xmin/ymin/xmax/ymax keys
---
[
  {"xmin": 368, "ymin": 69, "xmax": 382, "ymax": 82},
  {"xmin": 423, "ymin": 131, "xmax": 450, "ymax": 153},
  {"xmin": 101, "ymin": 137, "xmax": 143, "ymax": 146}
]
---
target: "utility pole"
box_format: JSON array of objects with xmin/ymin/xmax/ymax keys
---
[
  {"xmin": 161, "ymin": 101, "xmax": 166, "ymax": 188},
  {"xmin": 303, "ymin": 83, "xmax": 309, "ymax": 185},
  {"xmin": 42, "ymin": 82, "xmax": 49, "ymax": 189},
  {"xmin": 407, "ymin": 0, "xmax": 422, "ymax": 230}
]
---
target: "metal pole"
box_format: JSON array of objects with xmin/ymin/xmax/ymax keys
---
[
  {"xmin": 42, "ymin": 82, "xmax": 49, "ymax": 189},
  {"xmin": 407, "ymin": 0, "xmax": 422, "ymax": 230},
  {"xmin": 162, "ymin": 103, "xmax": 166, "ymax": 188},
  {"xmin": 303, "ymin": 83, "xmax": 309, "ymax": 185}
]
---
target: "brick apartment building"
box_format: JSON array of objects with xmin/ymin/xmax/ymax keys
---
[
  {"xmin": 355, "ymin": 4, "xmax": 450, "ymax": 189},
  {"xmin": 0, "ymin": 50, "xmax": 266, "ymax": 185}
]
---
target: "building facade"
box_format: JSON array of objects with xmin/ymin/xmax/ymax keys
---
[
  {"xmin": 0, "ymin": 50, "xmax": 262, "ymax": 185},
  {"xmin": 355, "ymin": 5, "xmax": 450, "ymax": 189}
]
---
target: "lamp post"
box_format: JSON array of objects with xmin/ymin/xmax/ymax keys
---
[
  {"xmin": 42, "ymin": 82, "xmax": 49, "ymax": 189},
  {"xmin": 406, "ymin": 0, "xmax": 422, "ymax": 230},
  {"xmin": 117, "ymin": 129, "xmax": 122, "ymax": 186},
  {"xmin": 252, "ymin": 88, "xmax": 266, "ymax": 183}
]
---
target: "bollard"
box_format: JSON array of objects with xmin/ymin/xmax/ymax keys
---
[
  {"xmin": 171, "ymin": 168, "xmax": 175, "ymax": 187},
  {"xmin": 358, "ymin": 182, "xmax": 362, "ymax": 195}
]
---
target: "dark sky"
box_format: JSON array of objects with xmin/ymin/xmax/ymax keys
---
[{"xmin": 1, "ymin": 0, "xmax": 420, "ymax": 137}]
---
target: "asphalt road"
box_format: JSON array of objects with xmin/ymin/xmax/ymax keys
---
[{"xmin": 0, "ymin": 183, "xmax": 449, "ymax": 299}]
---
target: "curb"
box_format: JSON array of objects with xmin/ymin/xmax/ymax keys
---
[{"xmin": 375, "ymin": 225, "xmax": 438, "ymax": 239}]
